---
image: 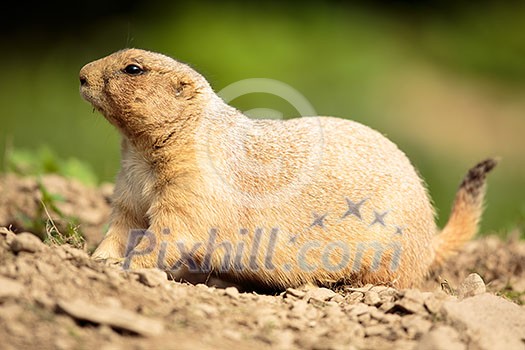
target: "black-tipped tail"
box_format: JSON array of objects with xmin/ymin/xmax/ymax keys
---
[{"xmin": 432, "ymin": 158, "xmax": 498, "ymax": 267}]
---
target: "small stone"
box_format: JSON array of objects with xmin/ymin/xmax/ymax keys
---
[
  {"xmin": 0, "ymin": 277, "xmax": 23, "ymax": 298},
  {"xmin": 394, "ymin": 289, "xmax": 426, "ymax": 314},
  {"xmin": 379, "ymin": 287, "xmax": 397, "ymax": 297},
  {"xmin": 415, "ymin": 326, "xmax": 466, "ymax": 350},
  {"xmin": 345, "ymin": 284, "xmax": 374, "ymax": 293},
  {"xmin": 101, "ymin": 297, "xmax": 122, "ymax": 309},
  {"xmin": 381, "ymin": 313, "xmax": 401, "ymax": 324},
  {"xmin": 54, "ymin": 337, "xmax": 75, "ymax": 350},
  {"xmin": 104, "ymin": 269, "xmax": 124, "ymax": 288},
  {"xmin": 309, "ymin": 298, "xmax": 328, "ymax": 308},
  {"xmin": 5, "ymin": 320, "xmax": 26, "ymax": 337},
  {"xmin": 370, "ymin": 285, "xmax": 389, "ymax": 293},
  {"xmin": 401, "ymin": 315, "xmax": 432, "ymax": 338},
  {"xmin": 285, "ymin": 288, "xmax": 306, "ymax": 299},
  {"xmin": 52, "ymin": 246, "xmax": 68, "ymax": 260},
  {"xmin": 379, "ymin": 287, "xmax": 397, "ymax": 304},
  {"xmin": 273, "ymin": 329, "xmax": 295, "ymax": 349},
  {"xmin": 224, "ymin": 286, "xmax": 240, "ymax": 299},
  {"xmin": 323, "ymin": 304, "xmax": 345, "ymax": 318},
  {"xmin": 305, "ymin": 287, "xmax": 336, "ymax": 302},
  {"xmin": 331, "ymin": 294, "xmax": 345, "ymax": 303},
  {"xmin": 348, "ymin": 303, "xmax": 370, "ymax": 318},
  {"xmin": 133, "ymin": 269, "xmax": 168, "ymax": 287},
  {"xmin": 442, "ymin": 293, "xmax": 525, "ymax": 350},
  {"xmin": 289, "ymin": 300, "xmax": 309, "ymax": 318},
  {"xmin": 195, "ymin": 283, "xmax": 210, "ymax": 290},
  {"xmin": 194, "ymin": 303, "xmax": 218, "ymax": 317},
  {"xmin": 306, "ymin": 320, "xmax": 317, "ymax": 328},
  {"xmin": 457, "ymin": 273, "xmax": 486, "ymax": 299},
  {"xmin": 57, "ymin": 299, "xmax": 164, "ymax": 337},
  {"xmin": 369, "ymin": 308, "xmax": 386, "ymax": 321},
  {"xmin": 424, "ymin": 295, "xmax": 444, "ymax": 314},
  {"xmin": 348, "ymin": 292, "xmax": 364, "ymax": 303},
  {"xmin": 364, "ymin": 291, "xmax": 381, "ymax": 306},
  {"xmin": 365, "ymin": 324, "xmax": 389, "ymax": 337},
  {"xmin": 33, "ymin": 292, "xmax": 55, "ymax": 309},
  {"xmin": 358, "ymin": 312, "xmax": 371, "ymax": 325},
  {"xmin": 222, "ymin": 329, "xmax": 242, "ymax": 341},
  {"xmin": 379, "ymin": 301, "xmax": 396, "ymax": 312},
  {"xmin": 98, "ymin": 325, "xmax": 117, "ymax": 341},
  {"xmin": 0, "ymin": 227, "xmax": 12, "ymax": 235},
  {"xmin": 0, "ymin": 227, "xmax": 16, "ymax": 245},
  {"xmin": 9, "ymin": 233, "xmax": 45, "ymax": 253},
  {"xmin": 62, "ymin": 245, "xmax": 89, "ymax": 261}
]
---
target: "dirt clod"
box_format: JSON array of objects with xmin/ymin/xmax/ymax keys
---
[
  {"xmin": 0, "ymin": 277, "xmax": 23, "ymax": 299},
  {"xmin": 133, "ymin": 269, "xmax": 168, "ymax": 288},
  {"xmin": 9, "ymin": 232, "xmax": 46, "ymax": 253},
  {"xmin": 442, "ymin": 293, "xmax": 525, "ymax": 350},
  {"xmin": 57, "ymin": 299, "xmax": 165, "ymax": 337},
  {"xmin": 415, "ymin": 326, "xmax": 465, "ymax": 350}
]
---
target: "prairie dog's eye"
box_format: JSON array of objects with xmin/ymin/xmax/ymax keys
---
[{"xmin": 123, "ymin": 64, "xmax": 144, "ymax": 75}]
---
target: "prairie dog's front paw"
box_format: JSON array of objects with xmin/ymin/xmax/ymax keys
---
[
  {"xmin": 91, "ymin": 237, "xmax": 124, "ymax": 261},
  {"xmin": 96, "ymin": 257, "xmax": 126, "ymax": 267}
]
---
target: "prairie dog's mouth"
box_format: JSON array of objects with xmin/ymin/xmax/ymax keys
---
[{"xmin": 80, "ymin": 87, "xmax": 105, "ymax": 113}]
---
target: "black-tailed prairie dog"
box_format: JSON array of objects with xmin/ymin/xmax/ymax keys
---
[{"xmin": 79, "ymin": 48, "xmax": 497, "ymax": 290}]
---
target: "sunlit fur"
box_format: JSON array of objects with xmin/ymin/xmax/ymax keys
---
[{"xmin": 80, "ymin": 49, "xmax": 496, "ymax": 290}]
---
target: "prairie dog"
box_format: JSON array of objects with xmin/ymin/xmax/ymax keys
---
[{"xmin": 79, "ymin": 48, "xmax": 496, "ymax": 290}]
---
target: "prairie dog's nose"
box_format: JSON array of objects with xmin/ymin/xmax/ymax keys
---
[
  {"xmin": 79, "ymin": 63, "xmax": 95, "ymax": 87},
  {"xmin": 79, "ymin": 74, "xmax": 88, "ymax": 87}
]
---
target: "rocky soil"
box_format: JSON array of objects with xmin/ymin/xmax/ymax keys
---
[{"xmin": 0, "ymin": 174, "xmax": 524, "ymax": 350}]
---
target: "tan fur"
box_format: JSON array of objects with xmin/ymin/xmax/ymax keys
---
[{"xmin": 79, "ymin": 49, "xmax": 496, "ymax": 290}]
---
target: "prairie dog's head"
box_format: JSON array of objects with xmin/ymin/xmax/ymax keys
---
[{"xmin": 79, "ymin": 49, "xmax": 212, "ymax": 147}]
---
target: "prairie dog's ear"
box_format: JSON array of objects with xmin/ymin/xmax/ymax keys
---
[{"xmin": 174, "ymin": 78, "xmax": 196, "ymax": 100}]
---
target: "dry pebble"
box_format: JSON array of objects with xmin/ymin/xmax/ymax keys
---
[
  {"xmin": 394, "ymin": 289, "xmax": 427, "ymax": 314},
  {"xmin": 133, "ymin": 268, "xmax": 168, "ymax": 288},
  {"xmin": 194, "ymin": 303, "xmax": 219, "ymax": 317},
  {"xmin": 401, "ymin": 315, "xmax": 432, "ymax": 338},
  {"xmin": 347, "ymin": 291, "xmax": 364, "ymax": 303},
  {"xmin": 285, "ymin": 288, "xmax": 306, "ymax": 299},
  {"xmin": 0, "ymin": 277, "xmax": 23, "ymax": 299},
  {"xmin": 57, "ymin": 299, "xmax": 165, "ymax": 337},
  {"xmin": 415, "ymin": 326, "xmax": 466, "ymax": 350},
  {"xmin": 0, "ymin": 227, "xmax": 16, "ymax": 245},
  {"xmin": 364, "ymin": 324, "xmax": 390, "ymax": 337},
  {"xmin": 424, "ymin": 294, "xmax": 444, "ymax": 314},
  {"xmin": 224, "ymin": 286, "xmax": 240, "ymax": 299},
  {"xmin": 330, "ymin": 294, "xmax": 345, "ymax": 303},
  {"xmin": 364, "ymin": 290, "xmax": 381, "ymax": 306},
  {"xmin": 358, "ymin": 312, "xmax": 371, "ymax": 324},
  {"xmin": 304, "ymin": 287, "xmax": 336, "ymax": 302},
  {"xmin": 457, "ymin": 273, "xmax": 486, "ymax": 299},
  {"xmin": 379, "ymin": 301, "xmax": 396, "ymax": 312},
  {"xmin": 9, "ymin": 232, "xmax": 45, "ymax": 253},
  {"xmin": 348, "ymin": 303, "xmax": 371, "ymax": 318}
]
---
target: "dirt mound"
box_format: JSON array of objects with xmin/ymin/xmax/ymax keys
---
[
  {"xmin": 0, "ymin": 174, "xmax": 524, "ymax": 349},
  {"xmin": 0, "ymin": 174, "xmax": 111, "ymax": 248}
]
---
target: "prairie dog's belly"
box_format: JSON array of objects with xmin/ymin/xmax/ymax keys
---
[{"xmin": 194, "ymin": 117, "xmax": 436, "ymax": 288}]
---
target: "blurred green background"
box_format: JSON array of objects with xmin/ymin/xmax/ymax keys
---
[{"xmin": 1, "ymin": 1, "xmax": 524, "ymax": 235}]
